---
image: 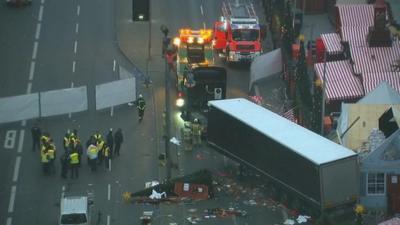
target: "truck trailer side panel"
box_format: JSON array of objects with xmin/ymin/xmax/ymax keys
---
[
  {"xmin": 320, "ymin": 157, "xmax": 359, "ymax": 208},
  {"xmin": 208, "ymin": 103, "xmax": 321, "ymax": 204}
]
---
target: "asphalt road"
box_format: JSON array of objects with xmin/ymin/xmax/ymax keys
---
[{"xmin": 0, "ymin": 0, "xmax": 286, "ymax": 225}]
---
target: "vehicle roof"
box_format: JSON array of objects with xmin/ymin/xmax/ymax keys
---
[
  {"xmin": 61, "ymin": 196, "xmax": 88, "ymax": 215},
  {"xmin": 208, "ymin": 98, "xmax": 357, "ymax": 165}
]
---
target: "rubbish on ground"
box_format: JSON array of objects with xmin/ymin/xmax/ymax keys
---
[
  {"xmin": 283, "ymin": 219, "xmax": 295, "ymax": 225},
  {"xmin": 149, "ymin": 189, "xmax": 167, "ymax": 199},
  {"xmin": 145, "ymin": 181, "xmax": 159, "ymax": 188},
  {"xmin": 296, "ymin": 215, "xmax": 311, "ymax": 223},
  {"xmin": 170, "ymin": 137, "xmax": 181, "ymax": 145}
]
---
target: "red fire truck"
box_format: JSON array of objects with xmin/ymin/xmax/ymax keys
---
[{"xmin": 213, "ymin": 0, "xmax": 262, "ymax": 63}]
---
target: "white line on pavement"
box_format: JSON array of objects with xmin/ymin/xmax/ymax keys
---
[
  {"xmin": 17, "ymin": 130, "xmax": 25, "ymax": 153},
  {"xmin": 72, "ymin": 61, "xmax": 76, "ymax": 73},
  {"xmin": 26, "ymin": 82, "xmax": 32, "ymax": 94},
  {"xmin": 21, "ymin": 120, "xmax": 26, "ymax": 127},
  {"xmin": 32, "ymin": 41, "xmax": 38, "ymax": 60},
  {"xmin": 12, "ymin": 157, "xmax": 21, "ymax": 182},
  {"xmin": 200, "ymin": 5, "xmax": 204, "ymax": 15},
  {"xmin": 69, "ymin": 82, "xmax": 74, "ymax": 118},
  {"xmin": 61, "ymin": 185, "xmax": 65, "ymax": 198},
  {"xmin": 74, "ymin": 41, "xmax": 77, "ymax": 54},
  {"xmin": 29, "ymin": 61, "xmax": 35, "ymax": 80},
  {"xmin": 110, "ymin": 106, "xmax": 114, "ymax": 117},
  {"xmin": 35, "ymin": 23, "xmax": 41, "ymax": 40},
  {"xmin": 6, "ymin": 217, "xmax": 12, "ymax": 225},
  {"xmin": 107, "ymin": 184, "xmax": 111, "ymax": 200},
  {"xmin": 77, "ymin": 5, "xmax": 80, "ymax": 16},
  {"xmin": 113, "ymin": 59, "xmax": 116, "ymax": 71},
  {"xmin": 38, "ymin": 5, "xmax": 44, "ymax": 21},
  {"xmin": 40, "ymin": 0, "xmax": 44, "ymax": 4},
  {"xmin": 203, "ymin": 22, "xmax": 206, "ymax": 29},
  {"xmin": 75, "ymin": 23, "xmax": 79, "ymax": 34},
  {"xmin": 107, "ymin": 215, "xmax": 110, "ymax": 225},
  {"xmin": 109, "ymin": 159, "xmax": 112, "ymax": 171},
  {"xmin": 8, "ymin": 186, "xmax": 16, "ymax": 213}
]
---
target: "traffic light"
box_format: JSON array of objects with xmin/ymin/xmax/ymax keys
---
[{"xmin": 132, "ymin": 0, "xmax": 149, "ymax": 21}]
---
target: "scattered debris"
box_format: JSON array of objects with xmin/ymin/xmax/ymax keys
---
[
  {"xmin": 283, "ymin": 219, "xmax": 296, "ymax": 225},
  {"xmin": 170, "ymin": 137, "xmax": 180, "ymax": 145},
  {"xmin": 149, "ymin": 189, "xmax": 167, "ymax": 200},
  {"xmin": 296, "ymin": 215, "xmax": 311, "ymax": 223}
]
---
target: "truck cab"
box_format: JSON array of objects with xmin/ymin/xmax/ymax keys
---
[{"xmin": 60, "ymin": 196, "xmax": 92, "ymax": 225}]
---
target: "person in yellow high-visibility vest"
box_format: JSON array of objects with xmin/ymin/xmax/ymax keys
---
[
  {"xmin": 69, "ymin": 150, "xmax": 79, "ymax": 179},
  {"xmin": 47, "ymin": 142, "xmax": 56, "ymax": 175},
  {"xmin": 41, "ymin": 148, "xmax": 49, "ymax": 175},
  {"xmin": 87, "ymin": 144, "xmax": 98, "ymax": 172}
]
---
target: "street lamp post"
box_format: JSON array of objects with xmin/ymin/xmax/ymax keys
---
[{"xmin": 164, "ymin": 46, "xmax": 172, "ymax": 181}]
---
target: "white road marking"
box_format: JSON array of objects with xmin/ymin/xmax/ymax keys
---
[
  {"xmin": 35, "ymin": 23, "xmax": 41, "ymax": 40},
  {"xmin": 17, "ymin": 130, "xmax": 25, "ymax": 153},
  {"xmin": 69, "ymin": 82, "xmax": 74, "ymax": 118},
  {"xmin": 21, "ymin": 120, "xmax": 26, "ymax": 127},
  {"xmin": 32, "ymin": 41, "xmax": 38, "ymax": 60},
  {"xmin": 110, "ymin": 106, "xmax": 114, "ymax": 117},
  {"xmin": 107, "ymin": 215, "xmax": 110, "ymax": 225},
  {"xmin": 72, "ymin": 61, "xmax": 76, "ymax": 73},
  {"xmin": 203, "ymin": 22, "xmax": 206, "ymax": 29},
  {"xmin": 200, "ymin": 5, "xmax": 204, "ymax": 15},
  {"xmin": 6, "ymin": 217, "xmax": 12, "ymax": 225},
  {"xmin": 113, "ymin": 59, "xmax": 116, "ymax": 71},
  {"xmin": 27, "ymin": 82, "xmax": 32, "ymax": 94},
  {"xmin": 107, "ymin": 184, "xmax": 111, "ymax": 200},
  {"xmin": 12, "ymin": 157, "xmax": 21, "ymax": 182},
  {"xmin": 29, "ymin": 61, "xmax": 35, "ymax": 80},
  {"xmin": 77, "ymin": 5, "xmax": 80, "ymax": 16},
  {"xmin": 4, "ymin": 130, "xmax": 17, "ymax": 149},
  {"xmin": 74, "ymin": 41, "xmax": 78, "ymax": 54},
  {"xmin": 40, "ymin": 0, "xmax": 44, "ymax": 4},
  {"xmin": 8, "ymin": 186, "xmax": 16, "ymax": 213},
  {"xmin": 109, "ymin": 159, "xmax": 112, "ymax": 171},
  {"xmin": 75, "ymin": 23, "xmax": 79, "ymax": 34},
  {"xmin": 61, "ymin": 185, "xmax": 66, "ymax": 198},
  {"xmin": 38, "ymin": 5, "xmax": 44, "ymax": 21}
]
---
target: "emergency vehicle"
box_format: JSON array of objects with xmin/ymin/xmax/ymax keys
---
[
  {"xmin": 213, "ymin": 0, "xmax": 262, "ymax": 62},
  {"xmin": 173, "ymin": 28, "xmax": 214, "ymax": 95}
]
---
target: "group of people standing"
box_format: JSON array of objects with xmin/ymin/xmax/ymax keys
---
[{"xmin": 31, "ymin": 123, "xmax": 124, "ymax": 179}]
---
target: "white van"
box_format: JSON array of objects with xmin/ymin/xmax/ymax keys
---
[{"xmin": 60, "ymin": 196, "xmax": 92, "ymax": 225}]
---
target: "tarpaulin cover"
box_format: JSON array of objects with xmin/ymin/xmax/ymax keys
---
[
  {"xmin": 249, "ymin": 48, "xmax": 282, "ymax": 91},
  {"xmin": 0, "ymin": 94, "xmax": 39, "ymax": 123},
  {"xmin": 40, "ymin": 86, "xmax": 88, "ymax": 117},
  {"xmin": 96, "ymin": 77, "xmax": 136, "ymax": 110}
]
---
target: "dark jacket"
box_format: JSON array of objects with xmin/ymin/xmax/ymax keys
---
[{"xmin": 114, "ymin": 130, "xmax": 123, "ymax": 144}]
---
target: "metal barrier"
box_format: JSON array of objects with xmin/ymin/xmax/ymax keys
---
[
  {"xmin": 0, "ymin": 93, "xmax": 39, "ymax": 123},
  {"xmin": 95, "ymin": 77, "xmax": 136, "ymax": 110},
  {"xmin": 40, "ymin": 86, "xmax": 88, "ymax": 117}
]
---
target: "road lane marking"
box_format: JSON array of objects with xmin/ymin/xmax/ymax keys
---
[
  {"xmin": 77, "ymin": 5, "xmax": 80, "ymax": 16},
  {"xmin": 8, "ymin": 186, "xmax": 16, "ymax": 213},
  {"xmin": 203, "ymin": 22, "xmax": 206, "ymax": 29},
  {"xmin": 69, "ymin": 82, "xmax": 74, "ymax": 118},
  {"xmin": 107, "ymin": 184, "xmax": 111, "ymax": 200},
  {"xmin": 32, "ymin": 41, "xmax": 38, "ymax": 60},
  {"xmin": 110, "ymin": 106, "xmax": 114, "ymax": 117},
  {"xmin": 40, "ymin": 0, "xmax": 44, "ymax": 4},
  {"xmin": 72, "ymin": 61, "xmax": 76, "ymax": 73},
  {"xmin": 113, "ymin": 59, "xmax": 116, "ymax": 71},
  {"xmin": 74, "ymin": 41, "xmax": 78, "ymax": 54},
  {"xmin": 17, "ymin": 130, "xmax": 25, "ymax": 153},
  {"xmin": 107, "ymin": 215, "xmax": 110, "ymax": 225},
  {"xmin": 29, "ymin": 61, "xmax": 35, "ymax": 80},
  {"xmin": 38, "ymin": 5, "xmax": 44, "ymax": 21},
  {"xmin": 109, "ymin": 159, "xmax": 112, "ymax": 171},
  {"xmin": 12, "ymin": 157, "xmax": 21, "ymax": 182},
  {"xmin": 200, "ymin": 5, "xmax": 204, "ymax": 15},
  {"xmin": 4, "ymin": 130, "xmax": 17, "ymax": 149},
  {"xmin": 21, "ymin": 120, "xmax": 26, "ymax": 127},
  {"xmin": 27, "ymin": 82, "xmax": 32, "ymax": 94},
  {"xmin": 6, "ymin": 217, "xmax": 12, "ymax": 225},
  {"xmin": 75, "ymin": 23, "xmax": 79, "ymax": 34},
  {"xmin": 35, "ymin": 23, "xmax": 41, "ymax": 40},
  {"xmin": 61, "ymin": 185, "xmax": 65, "ymax": 198}
]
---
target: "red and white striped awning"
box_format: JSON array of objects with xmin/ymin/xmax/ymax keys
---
[
  {"xmin": 363, "ymin": 72, "xmax": 400, "ymax": 94},
  {"xmin": 337, "ymin": 4, "xmax": 374, "ymax": 27},
  {"xmin": 341, "ymin": 26, "xmax": 369, "ymax": 46},
  {"xmin": 314, "ymin": 60, "xmax": 364, "ymax": 101},
  {"xmin": 351, "ymin": 41, "xmax": 400, "ymax": 74},
  {"xmin": 321, "ymin": 33, "xmax": 343, "ymax": 55}
]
